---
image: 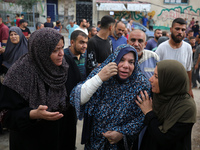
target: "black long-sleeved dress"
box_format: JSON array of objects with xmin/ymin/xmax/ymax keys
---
[
  {"xmin": 0, "ymin": 55, "xmax": 82, "ymax": 150},
  {"xmin": 140, "ymin": 111, "xmax": 194, "ymax": 150}
]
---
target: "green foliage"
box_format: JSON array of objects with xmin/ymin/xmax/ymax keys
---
[{"xmin": 16, "ymin": 0, "xmax": 38, "ymax": 11}]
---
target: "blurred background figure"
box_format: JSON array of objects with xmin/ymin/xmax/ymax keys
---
[
  {"xmin": 148, "ymin": 15, "xmax": 155, "ymax": 31},
  {"xmin": 96, "ymin": 21, "xmax": 101, "ymax": 32},
  {"xmin": 19, "ymin": 19, "xmax": 31, "ymax": 39},
  {"xmin": 1, "ymin": 27, "xmax": 28, "ymax": 74},
  {"xmin": 6, "ymin": 15, "xmax": 12, "ymax": 28},
  {"xmin": 44, "ymin": 16, "xmax": 54, "ymax": 28},
  {"xmin": 66, "ymin": 20, "xmax": 79, "ymax": 46},
  {"xmin": 88, "ymin": 26, "xmax": 97, "ymax": 40},
  {"xmin": 54, "ymin": 20, "xmax": 62, "ymax": 33},
  {"xmin": 36, "ymin": 22, "xmax": 44, "ymax": 30},
  {"xmin": 123, "ymin": 28, "xmax": 129, "ymax": 40}
]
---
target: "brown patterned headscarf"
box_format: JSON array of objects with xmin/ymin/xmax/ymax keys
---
[{"xmin": 3, "ymin": 28, "xmax": 69, "ymax": 112}]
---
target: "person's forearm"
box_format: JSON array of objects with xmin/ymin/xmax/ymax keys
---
[{"xmin": 81, "ymin": 74, "xmax": 103, "ymax": 105}]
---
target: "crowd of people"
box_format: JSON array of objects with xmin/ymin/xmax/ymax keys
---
[{"xmin": 0, "ymin": 12, "xmax": 198, "ymax": 150}]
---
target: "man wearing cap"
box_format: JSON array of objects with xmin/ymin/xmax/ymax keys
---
[
  {"xmin": 44, "ymin": 16, "xmax": 54, "ymax": 28},
  {"xmin": 19, "ymin": 19, "xmax": 31, "ymax": 39}
]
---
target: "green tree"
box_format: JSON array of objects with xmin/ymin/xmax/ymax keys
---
[{"xmin": 16, "ymin": 0, "xmax": 38, "ymax": 11}]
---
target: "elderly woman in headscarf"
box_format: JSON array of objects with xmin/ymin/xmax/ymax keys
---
[
  {"xmin": 136, "ymin": 60, "xmax": 196, "ymax": 150},
  {"xmin": 1, "ymin": 26, "xmax": 28, "ymax": 74},
  {"xmin": 70, "ymin": 44, "xmax": 151, "ymax": 149},
  {"xmin": 0, "ymin": 28, "xmax": 81, "ymax": 150}
]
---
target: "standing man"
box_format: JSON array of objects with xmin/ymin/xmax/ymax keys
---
[
  {"xmin": 192, "ymin": 21, "xmax": 199, "ymax": 37},
  {"xmin": 54, "ymin": 20, "xmax": 62, "ymax": 33},
  {"xmin": 156, "ymin": 18, "xmax": 193, "ymax": 97},
  {"xmin": 44, "ymin": 16, "xmax": 54, "ymax": 28},
  {"xmin": 192, "ymin": 44, "xmax": 200, "ymax": 88},
  {"xmin": 86, "ymin": 15, "xmax": 115, "ymax": 75},
  {"xmin": 19, "ymin": 19, "xmax": 31, "ymax": 39},
  {"xmin": 0, "ymin": 16, "xmax": 9, "ymax": 52},
  {"xmin": 126, "ymin": 19, "xmax": 133, "ymax": 33},
  {"xmin": 148, "ymin": 15, "xmax": 155, "ymax": 31},
  {"xmin": 6, "ymin": 15, "xmax": 12, "ymax": 28},
  {"xmin": 64, "ymin": 30, "xmax": 88, "ymax": 80},
  {"xmin": 15, "ymin": 13, "xmax": 21, "ymax": 27},
  {"xmin": 96, "ymin": 21, "xmax": 101, "ymax": 32},
  {"xmin": 127, "ymin": 29, "xmax": 159, "ymax": 80},
  {"xmin": 109, "ymin": 21, "xmax": 127, "ymax": 51},
  {"xmin": 66, "ymin": 20, "xmax": 79, "ymax": 46},
  {"xmin": 88, "ymin": 26, "xmax": 97, "ymax": 40},
  {"xmin": 75, "ymin": 19, "xmax": 88, "ymax": 35},
  {"xmin": 145, "ymin": 29, "xmax": 162, "ymax": 50},
  {"xmin": 184, "ymin": 30, "xmax": 194, "ymax": 43},
  {"xmin": 189, "ymin": 36, "xmax": 197, "ymax": 60},
  {"xmin": 141, "ymin": 14, "xmax": 148, "ymax": 27}
]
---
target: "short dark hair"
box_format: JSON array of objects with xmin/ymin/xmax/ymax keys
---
[
  {"xmin": 16, "ymin": 13, "xmax": 20, "ymax": 17},
  {"xmin": 19, "ymin": 19, "xmax": 27, "ymax": 24},
  {"xmin": 172, "ymin": 18, "xmax": 187, "ymax": 27},
  {"xmin": 100, "ymin": 15, "xmax": 115, "ymax": 29},
  {"xmin": 70, "ymin": 30, "xmax": 88, "ymax": 41},
  {"xmin": 162, "ymin": 31, "xmax": 168, "ymax": 36},
  {"xmin": 97, "ymin": 21, "xmax": 101, "ymax": 25},
  {"xmin": 7, "ymin": 15, "xmax": 9, "ymax": 17},
  {"xmin": 189, "ymin": 36, "xmax": 195, "ymax": 40},
  {"xmin": 154, "ymin": 29, "xmax": 161, "ymax": 33},
  {"xmin": 88, "ymin": 26, "xmax": 95, "ymax": 32},
  {"xmin": 188, "ymin": 30, "xmax": 194, "ymax": 34},
  {"xmin": 21, "ymin": 14, "xmax": 24, "ymax": 16},
  {"xmin": 56, "ymin": 20, "xmax": 60, "ymax": 25}
]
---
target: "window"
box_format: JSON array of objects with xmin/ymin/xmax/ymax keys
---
[{"xmin": 164, "ymin": 0, "xmax": 188, "ymax": 4}]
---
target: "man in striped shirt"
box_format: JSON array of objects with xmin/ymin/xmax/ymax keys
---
[{"xmin": 64, "ymin": 30, "xmax": 88, "ymax": 80}]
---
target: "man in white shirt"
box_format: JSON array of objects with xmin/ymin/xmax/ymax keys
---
[
  {"xmin": 156, "ymin": 18, "xmax": 193, "ymax": 97},
  {"xmin": 75, "ymin": 19, "xmax": 88, "ymax": 35}
]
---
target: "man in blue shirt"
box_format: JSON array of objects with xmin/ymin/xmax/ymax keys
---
[
  {"xmin": 54, "ymin": 20, "xmax": 62, "ymax": 33},
  {"xmin": 109, "ymin": 21, "xmax": 127, "ymax": 51},
  {"xmin": 145, "ymin": 29, "xmax": 162, "ymax": 51},
  {"xmin": 141, "ymin": 14, "xmax": 148, "ymax": 27},
  {"xmin": 66, "ymin": 20, "xmax": 79, "ymax": 46}
]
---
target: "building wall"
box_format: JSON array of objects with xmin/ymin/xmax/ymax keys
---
[
  {"xmin": 146, "ymin": 0, "xmax": 200, "ymax": 30},
  {"xmin": 92, "ymin": 0, "xmax": 200, "ymax": 29}
]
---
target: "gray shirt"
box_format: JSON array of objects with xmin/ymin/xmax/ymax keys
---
[
  {"xmin": 156, "ymin": 40, "xmax": 193, "ymax": 71},
  {"xmin": 194, "ymin": 45, "xmax": 200, "ymax": 65}
]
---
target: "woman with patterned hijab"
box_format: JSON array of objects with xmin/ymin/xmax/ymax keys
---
[
  {"xmin": 136, "ymin": 60, "xmax": 196, "ymax": 150},
  {"xmin": 0, "ymin": 28, "xmax": 81, "ymax": 150},
  {"xmin": 70, "ymin": 44, "xmax": 151, "ymax": 149}
]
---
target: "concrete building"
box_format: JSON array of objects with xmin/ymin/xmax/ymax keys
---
[{"xmin": 1, "ymin": 0, "xmax": 200, "ymax": 31}]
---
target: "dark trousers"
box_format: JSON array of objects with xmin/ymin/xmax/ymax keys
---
[
  {"xmin": 192, "ymin": 64, "xmax": 200, "ymax": 87},
  {"xmin": 149, "ymin": 26, "xmax": 153, "ymax": 31}
]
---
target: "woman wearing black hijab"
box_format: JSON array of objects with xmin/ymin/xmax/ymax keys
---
[
  {"xmin": 1, "ymin": 26, "xmax": 28, "ymax": 74},
  {"xmin": 0, "ymin": 28, "xmax": 81, "ymax": 150},
  {"xmin": 136, "ymin": 60, "xmax": 196, "ymax": 150}
]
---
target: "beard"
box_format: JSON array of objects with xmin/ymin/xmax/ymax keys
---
[
  {"xmin": 82, "ymin": 24, "xmax": 87, "ymax": 28},
  {"xmin": 74, "ymin": 45, "xmax": 84, "ymax": 55},
  {"xmin": 114, "ymin": 30, "xmax": 122, "ymax": 39},
  {"xmin": 155, "ymin": 36, "xmax": 160, "ymax": 40},
  {"xmin": 171, "ymin": 32, "xmax": 184, "ymax": 43}
]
